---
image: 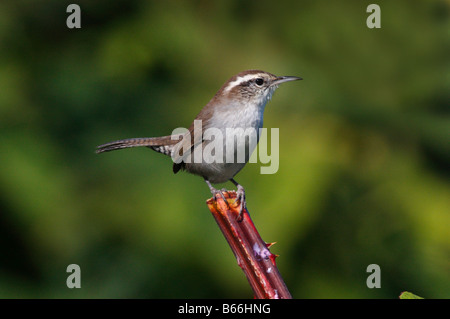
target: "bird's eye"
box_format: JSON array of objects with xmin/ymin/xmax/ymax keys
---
[{"xmin": 255, "ymin": 78, "xmax": 264, "ymax": 86}]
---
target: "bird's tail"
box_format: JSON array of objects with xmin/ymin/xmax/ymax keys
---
[{"xmin": 96, "ymin": 136, "xmax": 180, "ymax": 156}]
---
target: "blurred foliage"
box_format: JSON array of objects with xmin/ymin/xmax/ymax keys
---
[{"xmin": 0, "ymin": 0, "xmax": 448, "ymax": 298}]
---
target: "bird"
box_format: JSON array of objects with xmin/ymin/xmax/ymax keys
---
[{"xmin": 96, "ymin": 70, "xmax": 301, "ymax": 217}]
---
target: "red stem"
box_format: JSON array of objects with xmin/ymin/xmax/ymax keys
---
[{"xmin": 207, "ymin": 191, "xmax": 292, "ymax": 299}]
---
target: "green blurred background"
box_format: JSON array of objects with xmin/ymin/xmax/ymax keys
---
[{"xmin": 0, "ymin": 0, "xmax": 448, "ymax": 298}]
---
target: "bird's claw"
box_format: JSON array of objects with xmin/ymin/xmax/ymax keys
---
[
  {"xmin": 212, "ymin": 189, "xmax": 227, "ymax": 202},
  {"xmin": 205, "ymin": 179, "xmax": 246, "ymax": 222}
]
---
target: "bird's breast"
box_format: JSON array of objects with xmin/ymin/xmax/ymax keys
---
[
  {"xmin": 184, "ymin": 101, "xmax": 267, "ymax": 183},
  {"xmin": 209, "ymin": 101, "xmax": 265, "ymax": 131}
]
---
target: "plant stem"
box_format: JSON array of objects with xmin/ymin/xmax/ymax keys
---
[{"xmin": 207, "ymin": 191, "xmax": 292, "ymax": 299}]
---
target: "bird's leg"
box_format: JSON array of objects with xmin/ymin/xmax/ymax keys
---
[
  {"xmin": 230, "ymin": 178, "xmax": 246, "ymax": 220},
  {"xmin": 204, "ymin": 179, "xmax": 227, "ymax": 202}
]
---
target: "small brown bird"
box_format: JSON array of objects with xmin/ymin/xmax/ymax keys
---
[{"xmin": 97, "ymin": 70, "xmax": 301, "ymax": 215}]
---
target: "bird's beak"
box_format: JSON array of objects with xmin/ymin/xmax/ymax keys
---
[{"xmin": 272, "ymin": 76, "xmax": 302, "ymax": 86}]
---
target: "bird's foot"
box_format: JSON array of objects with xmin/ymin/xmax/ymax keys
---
[
  {"xmin": 205, "ymin": 178, "xmax": 247, "ymax": 221},
  {"xmin": 212, "ymin": 188, "xmax": 227, "ymax": 203},
  {"xmin": 229, "ymin": 179, "xmax": 247, "ymax": 221},
  {"xmin": 205, "ymin": 179, "xmax": 227, "ymax": 203}
]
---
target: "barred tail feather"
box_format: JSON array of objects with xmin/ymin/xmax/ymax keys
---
[{"xmin": 96, "ymin": 136, "xmax": 178, "ymax": 154}]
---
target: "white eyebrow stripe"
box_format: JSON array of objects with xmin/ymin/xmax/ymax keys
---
[{"xmin": 223, "ymin": 74, "xmax": 265, "ymax": 93}]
